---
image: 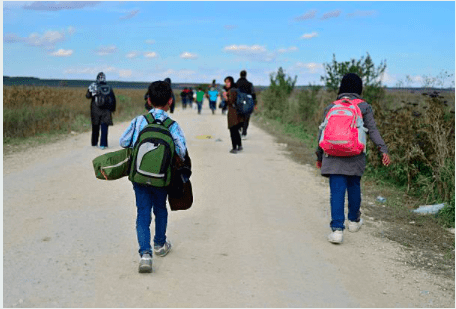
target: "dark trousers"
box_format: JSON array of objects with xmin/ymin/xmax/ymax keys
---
[
  {"xmin": 229, "ymin": 123, "xmax": 243, "ymax": 150},
  {"xmin": 242, "ymin": 114, "xmax": 251, "ymax": 135},
  {"xmin": 92, "ymin": 123, "xmax": 108, "ymax": 147}
]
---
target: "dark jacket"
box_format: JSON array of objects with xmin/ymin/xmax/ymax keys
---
[
  {"xmin": 86, "ymin": 82, "xmax": 116, "ymax": 126},
  {"xmin": 316, "ymin": 93, "xmax": 388, "ymax": 177},
  {"xmin": 226, "ymin": 87, "xmax": 245, "ymax": 128},
  {"xmin": 235, "ymin": 77, "xmax": 256, "ymax": 104}
]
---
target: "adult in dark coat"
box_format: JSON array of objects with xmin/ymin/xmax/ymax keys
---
[
  {"xmin": 236, "ymin": 70, "xmax": 256, "ymax": 139},
  {"xmin": 316, "ymin": 73, "xmax": 391, "ymax": 244},
  {"xmin": 86, "ymin": 72, "xmax": 116, "ymax": 149},
  {"xmin": 224, "ymin": 76, "xmax": 245, "ymax": 153}
]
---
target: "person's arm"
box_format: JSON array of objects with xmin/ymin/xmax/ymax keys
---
[
  {"xmin": 227, "ymin": 89, "xmax": 237, "ymax": 107},
  {"xmin": 315, "ymin": 105, "xmax": 332, "ymax": 162},
  {"xmin": 362, "ymin": 103, "xmax": 388, "ymax": 154},
  {"xmin": 250, "ymin": 82, "xmax": 257, "ymax": 104},
  {"xmin": 119, "ymin": 117, "xmax": 140, "ymax": 148},
  {"xmin": 169, "ymin": 122, "xmax": 187, "ymax": 160},
  {"xmin": 361, "ymin": 103, "xmax": 390, "ymax": 166}
]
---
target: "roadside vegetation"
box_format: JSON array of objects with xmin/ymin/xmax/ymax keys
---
[
  {"xmin": 3, "ymin": 87, "xmax": 182, "ymax": 148},
  {"xmin": 256, "ymin": 54, "xmax": 455, "ymax": 229}
]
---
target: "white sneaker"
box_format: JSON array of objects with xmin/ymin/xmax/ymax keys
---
[
  {"xmin": 348, "ymin": 218, "xmax": 363, "ymax": 233},
  {"xmin": 328, "ymin": 230, "xmax": 344, "ymax": 244},
  {"xmin": 138, "ymin": 253, "xmax": 152, "ymax": 273},
  {"xmin": 154, "ymin": 240, "xmax": 172, "ymax": 257}
]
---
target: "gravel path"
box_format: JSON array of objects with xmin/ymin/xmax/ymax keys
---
[{"xmin": 4, "ymin": 105, "xmax": 454, "ymax": 307}]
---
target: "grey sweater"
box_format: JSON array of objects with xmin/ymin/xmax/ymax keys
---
[{"xmin": 316, "ymin": 93, "xmax": 388, "ymax": 177}]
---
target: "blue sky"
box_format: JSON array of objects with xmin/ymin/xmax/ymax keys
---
[{"xmin": 3, "ymin": 1, "xmax": 455, "ymax": 86}]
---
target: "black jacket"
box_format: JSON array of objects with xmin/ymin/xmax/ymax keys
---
[
  {"xmin": 86, "ymin": 82, "xmax": 116, "ymax": 126},
  {"xmin": 235, "ymin": 77, "xmax": 256, "ymax": 103}
]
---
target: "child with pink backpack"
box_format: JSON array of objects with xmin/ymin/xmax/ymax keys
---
[{"xmin": 316, "ymin": 73, "xmax": 391, "ymax": 244}]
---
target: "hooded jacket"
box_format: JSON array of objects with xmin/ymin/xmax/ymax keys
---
[
  {"xmin": 86, "ymin": 81, "xmax": 116, "ymax": 126},
  {"xmin": 316, "ymin": 74, "xmax": 388, "ymax": 177}
]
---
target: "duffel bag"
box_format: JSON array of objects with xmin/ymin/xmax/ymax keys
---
[{"xmin": 93, "ymin": 148, "xmax": 132, "ymax": 180}]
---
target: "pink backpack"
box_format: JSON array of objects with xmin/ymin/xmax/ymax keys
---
[{"xmin": 318, "ymin": 98, "xmax": 368, "ymax": 157}]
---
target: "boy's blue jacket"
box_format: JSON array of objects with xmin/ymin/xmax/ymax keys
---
[{"xmin": 119, "ymin": 109, "xmax": 187, "ymax": 160}]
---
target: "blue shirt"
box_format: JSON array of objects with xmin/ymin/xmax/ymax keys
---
[
  {"xmin": 208, "ymin": 90, "xmax": 219, "ymax": 101},
  {"xmin": 119, "ymin": 109, "xmax": 187, "ymax": 160}
]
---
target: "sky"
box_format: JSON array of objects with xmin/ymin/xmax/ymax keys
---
[{"xmin": 2, "ymin": 1, "xmax": 455, "ymax": 87}]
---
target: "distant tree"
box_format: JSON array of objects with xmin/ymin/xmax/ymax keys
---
[
  {"xmin": 320, "ymin": 53, "xmax": 387, "ymax": 105},
  {"xmin": 320, "ymin": 53, "xmax": 387, "ymax": 92},
  {"xmin": 269, "ymin": 67, "xmax": 297, "ymax": 95}
]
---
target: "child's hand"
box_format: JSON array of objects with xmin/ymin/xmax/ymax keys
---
[
  {"xmin": 382, "ymin": 153, "xmax": 391, "ymax": 166},
  {"xmin": 316, "ymin": 161, "xmax": 322, "ymax": 169}
]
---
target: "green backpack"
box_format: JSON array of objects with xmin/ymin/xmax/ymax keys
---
[{"xmin": 128, "ymin": 113, "xmax": 175, "ymax": 187}]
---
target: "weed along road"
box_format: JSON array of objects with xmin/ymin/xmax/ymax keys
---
[{"xmin": 3, "ymin": 106, "xmax": 454, "ymax": 308}]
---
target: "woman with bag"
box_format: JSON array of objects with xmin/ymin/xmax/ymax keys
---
[{"xmin": 224, "ymin": 76, "xmax": 244, "ymax": 154}]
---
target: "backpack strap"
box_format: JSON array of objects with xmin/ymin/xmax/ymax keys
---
[{"xmin": 144, "ymin": 113, "xmax": 175, "ymax": 128}]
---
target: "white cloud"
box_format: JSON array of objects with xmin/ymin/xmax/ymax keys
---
[
  {"xmin": 4, "ymin": 33, "xmax": 24, "ymax": 43},
  {"xmin": 293, "ymin": 62, "xmax": 324, "ymax": 74},
  {"xmin": 180, "ymin": 52, "xmax": 198, "ymax": 59},
  {"xmin": 5, "ymin": 28, "xmax": 74, "ymax": 50},
  {"xmin": 95, "ymin": 45, "xmax": 117, "ymax": 56},
  {"xmin": 120, "ymin": 9, "xmax": 139, "ymax": 20},
  {"xmin": 119, "ymin": 70, "xmax": 132, "ymax": 77},
  {"xmin": 301, "ymin": 32, "xmax": 318, "ymax": 39},
  {"xmin": 321, "ymin": 10, "xmax": 341, "ymax": 20},
  {"xmin": 295, "ymin": 10, "xmax": 317, "ymax": 21},
  {"xmin": 126, "ymin": 51, "xmax": 139, "ymax": 59},
  {"xmin": 23, "ymin": 1, "xmax": 101, "ymax": 11},
  {"xmin": 50, "ymin": 49, "xmax": 73, "ymax": 57},
  {"xmin": 144, "ymin": 52, "xmax": 158, "ymax": 58},
  {"xmin": 224, "ymin": 44, "xmax": 267, "ymax": 54},
  {"xmin": 223, "ymin": 44, "xmax": 276, "ymax": 62},
  {"xmin": 145, "ymin": 39, "xmax": 155, "ymax": 44},
  {"xmin": 278, "ymin": 46, "xmax": 298, "ymax": 53}
]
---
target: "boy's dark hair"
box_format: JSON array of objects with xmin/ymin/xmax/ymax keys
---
[
  {"xmin": 147, "ymin": 81, "xmax": 172, "ymax": 107},
  {"xmin": 240, "ymin": 70, "xmax": 247, "ymax": 78}
]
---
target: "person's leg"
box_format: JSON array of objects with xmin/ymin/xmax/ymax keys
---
[
  {"xmin": 229, "ymin": 124, "xmax": 243, "ymax": 151},
  {"xmin": 91, "ymin": 124, "xmax": 100, "ymax": 146},
  {"xmin": 237, "ymin": 123, "xmax": 243, "ymax": 148},
  {"xmin": 197, "ymin": 101, "xmax": 202, "ymax": 114},
  {"xmin": 133, "ymin": 183, "xmax": 153, "ymax": 256},
  {"xmin": 229, "ymin": 127, "xmax": 237, "ymax": 150},
  {"xmin": 151, "ymin": 187, "xmax": 169, "ymax": 247},
  {"xmin": 347, "ymin": 176, "xmax": 362, "ymax": 222},
  {"xmin": 242, "ymin": 115, "xmax": 251, "ymax": 136},
  {"xmin": 100, "ymin": 123, "xmax": 108, "ymax": 148},
  {"xmin": 329, "ymin": 174, "xmax": 348, "ymax": 231}
]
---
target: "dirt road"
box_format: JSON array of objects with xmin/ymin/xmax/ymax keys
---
[{"xmin": 4, "ymin": 105, "xmax": 454, "ymax": 307}]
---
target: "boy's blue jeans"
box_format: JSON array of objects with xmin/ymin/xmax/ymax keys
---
[
  {"xmin": 329, "ymin": 174, "xmax": 362, "ymax": 231},
  {"xmin": 133, "ymin": 183, "xmax": 168, "ymax": 256},
  {"xmin": 197, "ymin": 101, "xmax": 203, "ymax": 113}
]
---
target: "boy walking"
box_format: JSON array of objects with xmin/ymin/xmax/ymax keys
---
[{"xmin": 120, "ymin": 81, "xmax": 187, "ymax": 273}]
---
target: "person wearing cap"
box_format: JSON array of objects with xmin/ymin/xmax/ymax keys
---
[
  {"xmin": 316, "ymin": 73, "xmax": 391, "ymax": 244},
  {"xmin": 86, "ymin": 72, "xmax": 116, "ymax": 149}
]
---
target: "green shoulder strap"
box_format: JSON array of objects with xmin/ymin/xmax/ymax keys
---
[{"xmin": 144, "ymin": 113, "xmax": 175, "ymax": 128}]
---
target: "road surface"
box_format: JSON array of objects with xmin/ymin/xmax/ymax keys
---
[{"xmin": 4, "ymin": 104, "xmax": 454, "ymax": 307}]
